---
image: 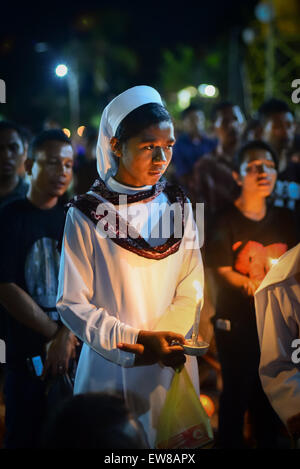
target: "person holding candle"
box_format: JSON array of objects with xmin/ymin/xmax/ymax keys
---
[
  {"xmin": 206, "ymin": 139, "xmax": 298, "ymax": 448},
  {"xmin": 56, "ymin": 86, "xmax": 204, "ymax": 448}
]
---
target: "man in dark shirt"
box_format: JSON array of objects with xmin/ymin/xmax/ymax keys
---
[
  {"xmin": 0, "ymin": 121, "xmax": 29, "ymax": 209},
  {"xmin": 0, "ymin": 129, "xmax": 78, "ymax": 448}
]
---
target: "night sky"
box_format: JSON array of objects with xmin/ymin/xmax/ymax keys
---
[{"xmin": 0, "ymin": 0, "xmax": 259, "ymax": 128}]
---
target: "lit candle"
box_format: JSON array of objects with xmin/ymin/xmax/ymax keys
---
[
  {"xmin": 269, "ymin": 257, "xmax": 279, "ymax": 267},
  {"xmin": 192, "ymin": 280, "xmax": 203, "ymax": 345}
]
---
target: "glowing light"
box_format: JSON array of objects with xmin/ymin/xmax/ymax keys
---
[
  {"xmin": 177, "ymin": 89, "xmax": 191, "ymax": 109},
  {"xmin": 77, "ymin": 125, "xmax": 86, "ymax": 137},
  {"xmin": 186, "ymin": 86, "xmax": 198, "ymax": 97},
  {"xmin": 198, "ymin": 83, "xmax": 219, "ymax": 98},
  {"xmin": 270, "ymin": 258, "xmax": 279, "ymax": 266},
  {"xmin": 200, "ymin": 394, "xmax": 215, "ymax": 418},
  {"xmin": 193, "ymin": 280, "xmax": 203, "ymax": 303},
  {"xmin": 55, "ymin": 64, "xmax": 68, "ymax": 78},
  {"xmin": 62, "ymin": 128, "xmax": 71, "ymax": 138},
  {"xmin": 205, "ymin": 85, "xmax": 216, "ymax": 97}
]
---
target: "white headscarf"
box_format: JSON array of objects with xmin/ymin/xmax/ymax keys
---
[{"xmin": 96, "ymin": 85, "xmax": 163, "ymax": 182}]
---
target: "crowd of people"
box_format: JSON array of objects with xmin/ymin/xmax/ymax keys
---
[{"xmin": 0, "ymin": 88, "xmax": 299, "ymax": 449}]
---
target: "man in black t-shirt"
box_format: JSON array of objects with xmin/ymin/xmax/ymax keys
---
[
  {"xmin": 206, "ymin": 140, "xmax": 298, "ymax": 449},
  {"xmin": 0, "ymin": 129, "xmax": 78, "ymax": 448}
]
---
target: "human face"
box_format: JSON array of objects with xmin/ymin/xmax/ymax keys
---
[
  {"xmin": 112, "ymin": 121, "xmax": 175, "ymax": 187},
  {"xmin": 214, "ymin": 105, "xmax": 245, "ymax": 148},
  {"xmin": 239, "ymin": 149, "xmax": 277, "ymax": 198},
  {"xmin": 27, "ymin": 141, "xmax": 73, "ymax": 198},
  {"xmin": 183, "ymin": 110, "xmax": 205, "ymax": 137},
  {"xmin": 0, "ymin": 129, "xmax": 25, "ymax": 180},
  {"xmin": 262, "ymin": 112, "xmax": 295, "ymax": 153}
]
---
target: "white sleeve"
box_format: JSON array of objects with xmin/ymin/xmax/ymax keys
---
[
  {"xmin": 56, "ymin": 207, "xmax": 139, "ymax": 368},
  {"xmin": 153, "ymin": 202, "xmax": 204, "ymax": 335},
  {"xmin": 255, "ymin": 282, "xmax": 300, "ymax": 426}
]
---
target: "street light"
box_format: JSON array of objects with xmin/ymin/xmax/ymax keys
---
[
  {"xmin": 55, "ymin": 64, "xmax": 68, "ymax": 78},
  {"xmin": 55, "ymin": 62, "xmax": 80, "ymax": 134}
]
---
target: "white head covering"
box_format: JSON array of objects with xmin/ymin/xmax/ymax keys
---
[{"xmin": 96, "ymin": 85, "xmax": 163, "ymax": 182}]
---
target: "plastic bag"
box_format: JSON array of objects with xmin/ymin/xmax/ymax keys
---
[{"xmin": 156, "ymin": 366, "xmax": 214, "ymax": 449}]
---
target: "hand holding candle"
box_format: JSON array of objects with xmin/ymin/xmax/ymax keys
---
[{"xmin": 177, "ymin": 280, "xmax": 209, "ymax": 357}]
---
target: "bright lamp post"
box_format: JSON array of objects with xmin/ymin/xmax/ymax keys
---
[{"xmin": 55, "ymin": 63, "xmax": 80, "ymax": 134}]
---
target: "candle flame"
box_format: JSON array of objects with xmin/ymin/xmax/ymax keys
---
[{"xmin": 193, "ymin": 280, "xmax": 203, "ymax": 303}]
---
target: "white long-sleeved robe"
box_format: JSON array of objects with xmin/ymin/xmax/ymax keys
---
[
  {"xmin": 56, "ymin": 178, "xmax": 204, "ymax": 447},
  {"xmin": 254, "ymin": 243, "xmax": 300, "ymax": 431}
]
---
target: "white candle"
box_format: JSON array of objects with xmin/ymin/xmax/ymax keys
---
[{"xmin": 192, "ymin": 280, "xmax": 203, "ymax": 345}]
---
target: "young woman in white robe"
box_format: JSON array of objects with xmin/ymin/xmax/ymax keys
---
[{"xmin": 56, "ymin": 86, "xmax": 204, "ymax": 448}]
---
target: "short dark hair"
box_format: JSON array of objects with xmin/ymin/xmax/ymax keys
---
[
  {"xmin": 28, "ymin": 129, "xmax": 72, "ymax": 160},
  {"xmin": 41, "ymin": 392, "xmax": 148, "ymax": 449},
  {"xmin": 0, "ymin": 120, "xmax": 28, "ymax": 146},
  {"xmin": 258, "ymin": 98, "xmax": 293, "ymax": 124},
  {"xmin": 211, "ymin": 101, "xmax": 235, "ymax": 122},
  {"xmin": 233, "ymin": 139, "xmax": 278, "ymax": 173},
  {"xmin": 114, "ymin": 102, "xmax": 172, "ymax": 144}
]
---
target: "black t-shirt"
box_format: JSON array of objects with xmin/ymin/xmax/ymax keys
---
[
  {"xmin": 0, "ymin": 177, "xmax": 29, "ymax": 210},
  {"xmin": 0, "ymin": 198, "xmax": 66, "ymax": 368},
  {"xmin": 206, "ymin": 204, "xmax": 298, "ymax": 327}
]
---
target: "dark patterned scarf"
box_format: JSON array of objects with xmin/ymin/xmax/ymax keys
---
[{"xmin": 66, "ymin": 177, "xmax": 188, "ymax": 260}]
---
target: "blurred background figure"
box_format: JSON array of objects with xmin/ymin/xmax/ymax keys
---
[
  {"xmin": 170, "ymin": 104, "xmax": 218, "ymax": 189},
  {"xmin": 258, "ymin": 98, "xmax": 295, "ymax": 172},
  {"xmin": 211, "ymin": 101, "xmax": 245, "ymax": 168},
  {"xmin": 41, "ymin": 392, "xmax": 149, "ymax": 449},
  {"xmin": 73, "ymin": 125, "xmax": 98, "ymax": 195},
  {"xmin": 242, "ymin": 117, "xmax": 263, "ymax": 143},
  {"xmin": 0, "ymin": 121, "xmax": 29, "ymax": 210},
  {"xmin": 43, "ymin": 117, "xmax": 62, "ymax": 131},
  {"xmin": 258, "ymin": 98, "xmax": 299, "ymax": 235}
]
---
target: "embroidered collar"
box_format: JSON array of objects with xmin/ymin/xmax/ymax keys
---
[{"xmin": 66, "ymin": 177, "xmax": 187, "ymax": 260}]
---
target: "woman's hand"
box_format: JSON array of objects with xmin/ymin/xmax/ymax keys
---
[{"xmin": 117, "ymin": 330, "xmax": 186, "ymax": 368}]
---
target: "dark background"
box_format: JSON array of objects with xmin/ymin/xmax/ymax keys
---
[{"xmin": 2, "ymin": 0, "xmax": 298, "ymax": 132}]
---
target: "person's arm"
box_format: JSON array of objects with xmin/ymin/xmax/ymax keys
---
[
  {"xmin": 57, "ymin": 207, "xmax": 141, "ymax": 368},
  {"xmin": 57, "ymin": 206, "xmax": 196, "ymax": 369},
  {"xmin": 0, "ymin": 282, "xmax": 59, "ymax": 340},
  {"xmin": 217, "ymin": 266, "xmax": 260, "ymax": 297},
  {"xmin": 0, "ymin": 282, "xmax": 78, "ymax": 376}
]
